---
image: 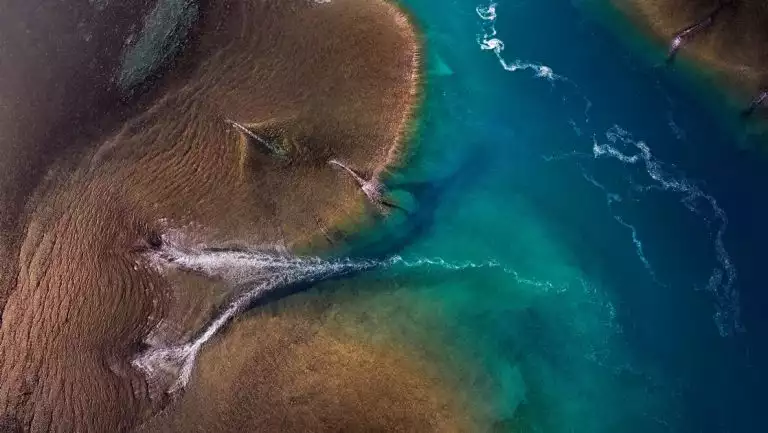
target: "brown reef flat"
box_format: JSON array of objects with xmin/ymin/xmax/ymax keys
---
[
  {"xmin": 0, "ymin": 0, "xmax": 422, "ymax": 431},
  {"xmin": 0, "ymin": 0, "xmax": 162, "ymax": 327},
  {"xmin": 137, "ymin": 307, "xmax": 471, "ymax": 433},
  {"xmin": 137, "ymin": 278, "xmax": 506, "ymax": 433},
  {"xmin": 614, "ymin": 0, "xmax": 768, "ymax": 94}
]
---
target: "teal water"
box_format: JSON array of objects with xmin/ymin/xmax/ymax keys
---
[{"xmin": 323, "ymin": 0, "xmax": 768, "ymax": 431}]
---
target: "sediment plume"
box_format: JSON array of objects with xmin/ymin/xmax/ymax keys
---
[{"xmin": 0, "ymin": 0, "xmax": 421, "ymax": 431}]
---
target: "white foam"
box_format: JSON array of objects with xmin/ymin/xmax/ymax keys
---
[
  {"xmin": 590, "ymin": 126, "xmax": 741, "ymax": 336},
  {"xmin": 580, "ymin": 169, "xmax": 662, "ymax": 285},
  {"xmin": 134, "ymin": 236, "xmax": 565, "ymax": 393},
  {"xmin": 134, "ymin": 280, "xmax": 278, "ymax": 394},
  {"xmin": 476, "ymin": 2, "xmax": 560, "ymax": 82},
  {"xmin": 476, "ymin": 2, "xmax": 497, "ymax": 21},
  {"xmin": 612, "ymin": 215, "xmax": 658, "ymax": 281},
  {"xmin": 388, "ymin": 255, "xmax": 565, "ymax": 292},
  {"xmin": 135, "ymin": 242, "xmax": 378, "ymax": 393}
]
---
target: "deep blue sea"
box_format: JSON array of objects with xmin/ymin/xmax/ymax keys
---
[{"xmin": 321, "ymin": 0, "xmax": 768, "ymax": 431}]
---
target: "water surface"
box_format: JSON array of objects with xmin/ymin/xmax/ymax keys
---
[{"xmin": 327, "ymin": 0, "xmax": 768, "ymax": 431}]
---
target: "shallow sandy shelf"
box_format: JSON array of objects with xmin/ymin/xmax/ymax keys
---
[{"xmin": 615, "ymin": 0, "xmax": 768, "ymax": 96}]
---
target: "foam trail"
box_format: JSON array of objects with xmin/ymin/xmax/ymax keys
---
[
  {"xmin": 134, "ymin": 237, "xmax": 564, "ymax": 393},
  {"xmin": 592, "ymin": 134, "xmax": 641, "ymax": 164},
  {"xmin": 569, "ymin": 119, "xmax": 583, "ymax": 136},
  {"xmin": 134, "ymin": 280, "xmax": 279, "ymax": 394},
  {"xmin": 613, "ymin": 215, "xmax": 658, "ymax": 281},
  {"xmin": 592, "ymin": 126, "xmax": 740, "ymax": 336},
  {"xmin": 475, "ymin": 1, "xmax": 593, "ymax": 127},
  {"xmin": 135, "ymin": 243, "xmax": 378, "ymax": 393},
  {"xmin": 388, "ymin": 255, "xmax": 566, "ymax": 292},
  {"xmin": 581, "ymin": 169, "xmax": 662, "ymax": 285},
  {"xmin": 667, "ymin": 112, "xmax": 686, "ymax": 141},
  {"xmin": 476, "ymin": 3, "xmax": 560, "ymax": 81},
  {"xmin": 329, "ymin": 159, "xmax": 386, "ymax": 210}
]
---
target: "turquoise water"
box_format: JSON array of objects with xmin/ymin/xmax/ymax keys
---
[{"xmin": 325, "ymin": 0, "xmax": 768, "ymax": 431}]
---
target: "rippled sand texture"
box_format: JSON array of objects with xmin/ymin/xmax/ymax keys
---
[
  {"xmin": 137, "ymin": 270, "xmax": 520, "ymax": 433},
  {"xmin": 137, "ymin": 306, "xmax": 471, "ymax": 433},
  {"xmin": 0, "ymin": 0, "xmax": 420, "ymax": 431},
  {"xmin": 0, "ymin": 0, "xmax": 162, "ymax": 327},
  {"xmin": 618, "ymin": 0, "xmax": 768, "ymax": 91}
]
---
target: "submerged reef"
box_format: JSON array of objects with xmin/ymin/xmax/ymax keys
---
[
  {"xmin": 0, "ymin": 0, "xmax": 422, "ymax": 431},
  {"xmin": 136, "ymin": 304, "xmax": 473, "ymax": 433},
  {"xmin": 616, "ymin": 0, "xmax": 768, "ymax": 114},
  {"xmin": 136, "ymin": 274, "xmax": 520, "ymax": 433}
]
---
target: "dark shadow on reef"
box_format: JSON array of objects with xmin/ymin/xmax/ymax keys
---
[{"xmin": 342, "ymin": 141, "xmax": 491, "ymax": 260}]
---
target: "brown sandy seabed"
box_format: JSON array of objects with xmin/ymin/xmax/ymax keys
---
[
  {"xmin": 612, "ymin": 0, "xmax": 768, "ymax": 96},
  {"xmin": 136, "ymin": 288, "xmax": 480, "ymax": 433},
  {"xmin": 0, "ymin": 0, "xmax": 482, "ymax": 431}
]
